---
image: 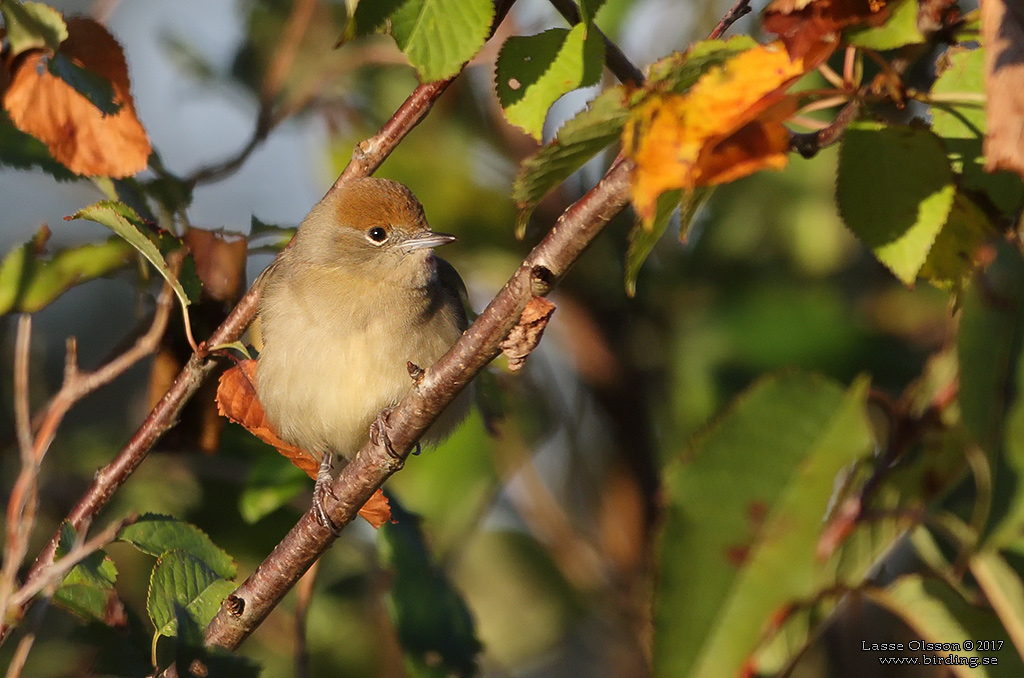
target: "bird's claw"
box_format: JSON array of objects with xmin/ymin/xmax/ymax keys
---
[
  {"xmin": 369, "ymin": 409, "xmax": 422, "ymax": 458},
  {"xmin": 312, "ymin": 452, "xmax": 343, "ymax": 536},
  {"xmin": 369, "ymin": 410, "xmax": 396, "ymax": 457}
]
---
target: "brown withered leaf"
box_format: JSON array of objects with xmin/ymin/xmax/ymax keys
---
[
  {"xmin": 358, "ymin": 491, "xmax": 394, "ymax": 529},
  {"xmin": 982, "ymin": 0, "xmax": 1024, "ymax": 179},
  {"xmin": 501, "ymin": 296, "xmax": 556, "ymax": 372},
  {"xmin": 183, "ymin": 228, "xmax": 248, "ymax": 304},
  {"xmin": 216, "ymin": 359, "xmax": 319, "ymax": 476},
  {"xmin": 3, "ymin": 17, "xmax": 151, "ymax": 177},
  {"xmin": 216, "ymin": 359, "xmax": 392, "ymax": 528},
  {"xmin": 764, "ymin": 0, "xmax": 891, "ymax": 62}
]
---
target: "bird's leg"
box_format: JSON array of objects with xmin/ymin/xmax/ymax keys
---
[{"xmin": 312, "ymin": 451, "xmax": 343, "ymax": 536}]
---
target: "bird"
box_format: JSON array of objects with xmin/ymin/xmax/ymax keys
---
[{"xmin": 252, "ymin": 177, "xmax": 470, "ymax": 529}]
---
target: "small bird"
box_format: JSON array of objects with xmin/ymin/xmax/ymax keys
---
[{"xmin": 253, "ymin": 178, "xmax": 469, "ymax": 527}]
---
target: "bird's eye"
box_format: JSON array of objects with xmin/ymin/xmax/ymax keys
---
[{"xmin": 367, "ymin": 226, "xmax": 388, "ymax": 243}]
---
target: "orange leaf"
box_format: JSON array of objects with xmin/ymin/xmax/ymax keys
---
[
  {"xmin": 215, "ymin": 360, "xmax": 392, "ymax": 528},
  {"xmin": 623, "ymin": 43, "xmax": 803, "ymax": 221},
  {"xmin": 217, "ymin": 359, "xmax": 320, "ymax": 478},
  {"xmin": 982, "ymin": 0, "xmax": 1024, "ymax": 179},
  {"xmin": 3, "ymin": 17, "xmax": 151, "ymax": 177},
  {"xmin": 764, "ymin": 0, "xmax": 891, "ymax": 62},
  {"xmin": 359, "ymin": 490, "xmax": 394, "ymax": 529}
]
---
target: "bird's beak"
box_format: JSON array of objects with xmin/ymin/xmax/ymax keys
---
[{"xmin": 403, "ymin": 231, "xmax": 457, "ymax": 251}]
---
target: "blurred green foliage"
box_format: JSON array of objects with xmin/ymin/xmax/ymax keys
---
[{"xmin": 3, "ymin": 1, "xmax": 1024, "ymax": 677}]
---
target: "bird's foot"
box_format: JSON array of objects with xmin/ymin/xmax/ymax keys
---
[
  {"xmin": 369, "ymin": 409, "xmax": 421, "ymax": 457},
  {"xmin": 312, "ymin": 452, "xmax": 343, "ymax": 536},
  {"xmin": 369, "ymin": 409, "xmax": 396, "ymax": 456}
]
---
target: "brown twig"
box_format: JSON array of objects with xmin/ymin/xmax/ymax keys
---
[
  {"xmin": 707, "ymin": 0, "xmax": 753, "ymax": 40},
  {"xmin": 184, "ymin": 0, "xmax": 317, "ymax": 186},
  {"xmin": 2, "ymin": 286, "xmax": 173, "ymax": 640},
  {"xmin": 789, "ymin": 97, "xmax": 862, "ymax": 158},
  {"xmin": 200, "ymin": 155, "xmax": 635, "ymax": 651},
  {"xmin": 0, "ymin": 317, "xmax": 39, "ymax": 623},
  {"xmin": 547, "ymin": 0, "xmax": 645, "ymax": 85}
]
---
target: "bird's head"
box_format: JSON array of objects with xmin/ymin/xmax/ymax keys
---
[{"xmin": 292, "ymin": 177, "xmax": 455, "ymax": 288}]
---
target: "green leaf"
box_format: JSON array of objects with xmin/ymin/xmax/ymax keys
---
[
  {"xmin": 931, "ymin": 47, "xmax": 1024, "ymax": 216},
  {"xmin": 645, "ymin": 36, "xmax": 758, "ymax": 95},
  {"xmin": 918, "ymin": 191, "xmax": 997, "ymax": 295},
  {"xmin": 512, "ymin": 86, "xmax": 627, "ymax": 234},
  {"xmin": 388, "ymin": 410, "xmax": 498, "ymax": 554},
  {"xmin": 380, "ymin": 499, "xmax": 482, "ymax": 677},
  {"xmin": 348, "ymin": 0, "xmax": 404, "ymax": 37},
  {"xmin": 0, "ymin": 109, "xmax": 76, "ymax": 180},
  {"xmin": 0, "ymin": 0, "xmax": 67, "ymax": 56},
  {"xmin": 579, "ymin": 0, "xmax": 608, "ymax": 25},
  {"xmin": 390, "ymin": 0, "xmax": 494, "ymax": 82},
  {"xmin": 147, "ymin": 549, "xmax": 236, "ymax": 638},
  {"xmin": 655, "ymin": 372, "xmax": 873, "ymax": 678},
  {"xmin": 495, "ymin": 24, "xmax": 605, "ymax": 140},
  {"xmin": 970, "ymin": 551, "xmax": 1024, "ymax": 656},
  {"xmin": 845, "ymin": 0, "xmax": 924, "ymax": 50},
  {"xmin": 957, "ymin": 243, "xmax": 1024, "ymax": 549},
  {"xmin": 248, "ymin": 214, "xmax": 296, "ymax": 251},
  {"xmin": 119, "ymin": 514, "xmax": 236, "ymax": 579},
  {"xmin": 0, "ymin": 235, "xmax": 134, "ymax": 315},
  {"xmin": 624, "ymin": 186, "xmax": 713, "ymax": 296},
  {"xmin": 238, "ymin": 454, "xmax": 308, "ymax": 524},
  {"xmin": 53, "ymin": 522, "xmax": 124, "ymax": 625},
  {"xmin": 836, "ymin": 122, "xmax": 956, "ymax": 285},
  {"xmin": 71, "ymin": 201, "xmax": 200, "ymax": 312},
  {"xmin": 625, "ymin": 190, "xmax": 679, "ymax": 298},
  {"xmin": 46, "ymin": 51, "xmax": 120, "ymax": 116},
  {"xmin": 867, "ymin": 575, "xmax": 1023, "ymax": 678},
  {"xmin": 957, "ymin": 242, "xmax": 1024, "ymax": 455}
]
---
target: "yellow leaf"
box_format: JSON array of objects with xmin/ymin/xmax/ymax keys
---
[{"xmin": 624, "ymin": 43, "xmax": 803, "ymax": 222}]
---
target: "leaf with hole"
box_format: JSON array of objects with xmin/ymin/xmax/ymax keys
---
[{"xmin": 495, "ymin": 24, "xmax": 605, "ymax": 140}]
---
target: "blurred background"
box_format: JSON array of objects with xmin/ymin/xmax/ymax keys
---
[{"xmin": 0, "ymin": 0, "xmax": 961, "ymax": 676}]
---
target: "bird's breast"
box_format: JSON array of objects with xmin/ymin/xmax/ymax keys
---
[{"xmin": 254, "ymin": 265, "xmax": 463, "ymax": 459}]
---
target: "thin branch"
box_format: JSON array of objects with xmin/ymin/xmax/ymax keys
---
[
  {"xmin": 547, "ymin": 0, "xmax": 645, "ymax": 85},
  {"xmin": 707, "ymin": 0, "xmax": 752, "ymax": 40},
  {"xmin": 13, "ymin": 316, "xmax": 32, "ymax": 457},
  {"xmin": 184, "ymin": 0, "xmax": 317, "ymax": 186},
  {"xmin": 789, "ymin": 97, "xmax": 862, "ymax": 158},
  {"xmin": 4, "ymin": 596, "xmax": 47, "ymax": 678},
  {"xmin": 2, "ymin": 286, "xmax": 172, "ymax": 640},
  {"xmin": 7, "ymin": 0, "xmax": 518, "ymax": 648},
  {"xmin": 0, "ymin": 317, "xmax": 38, "ymax": 622},
  {"xmin": 261, "ymin": 0, "xmax": 318, "ymax": 105},
  {"xmin": 200, "ymin": 155, "xmax": 635, "ymax": 652},
  {"xmin": 3, "ymin": 515, "xmax": 127, "ymax": 678}
]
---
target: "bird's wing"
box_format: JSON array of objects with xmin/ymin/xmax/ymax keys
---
[{"xmin": 436, "ymin": 256, "xmax": 471, "ymax": 331}]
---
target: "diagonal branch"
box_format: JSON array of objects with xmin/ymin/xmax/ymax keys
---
[{"xmin": 199, "ymin": 155, "xmax": 635, "ymax": 652}]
